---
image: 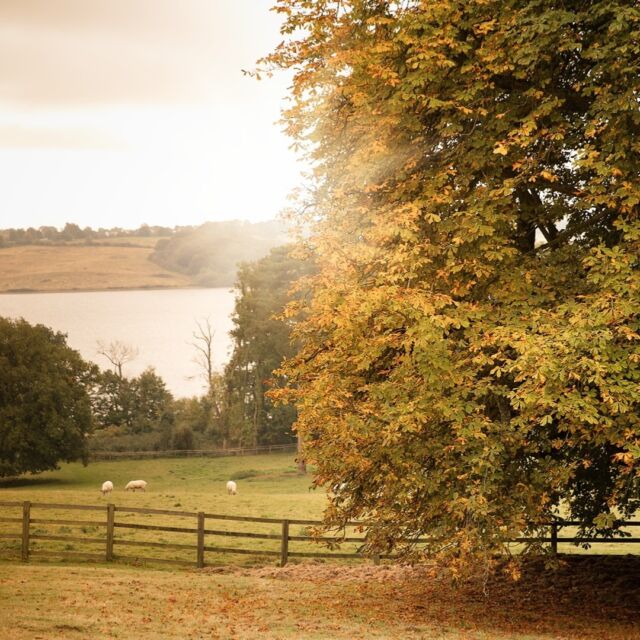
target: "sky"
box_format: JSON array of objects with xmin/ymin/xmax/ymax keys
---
[{"xmin": 0, "ymin": 0, "xmax": 301, "ymax": 230}]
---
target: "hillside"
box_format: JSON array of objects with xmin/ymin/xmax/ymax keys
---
[
  {"xmin": 0, "ymin": 243, "xmax": 195, "ymax": 293},
  {"xmin": 150, "ymin": 220, "xmax": 289, "ymax": 287},
  {"xmin": 0, "ymin": 220, "xmax": 290, "ymax": 293}
]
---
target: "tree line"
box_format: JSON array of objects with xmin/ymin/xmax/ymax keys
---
[
  {"xmin": 0, "ymin": 219, "xmax": 291, "ymax": 289},
  {"xmin": 0, "ymin": 222, "xmax": 177, "ymax": 247}
]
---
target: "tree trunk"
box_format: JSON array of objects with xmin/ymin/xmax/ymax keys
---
[{"xmin": 296, "ymin": 433, "xmax": 306, "ymax": 474}]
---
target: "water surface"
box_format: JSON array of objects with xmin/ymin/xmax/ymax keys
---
[{"xmin": 0, "ymin": 288, "xmax": 235, "ymax": 397}]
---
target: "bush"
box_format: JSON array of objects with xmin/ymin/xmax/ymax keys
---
[
  {"xmin": 172, "ymin": 426, "xmax": 195, "ymax": 450},
  {"xmin": 88, "ymin": 430, "xmax": 161, "ymax": 452}
]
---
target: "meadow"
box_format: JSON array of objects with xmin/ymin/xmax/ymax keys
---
[
  {"xmin": 1, "ymin": 453, "xmax": 639, "ymax": 639},
  {"xmin": 0, "ymin": 453, "xmax": 340, "ymax": 567},
  {"xmin": 0, "ymin": 452, "xmax": 327, "ymax": 521},
  {"xmin": 1, "ymin": 453, "xmax": 637, "ymax": 563}
]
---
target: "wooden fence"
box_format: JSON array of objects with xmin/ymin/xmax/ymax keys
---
[
  {"xmin": 89, "ymin": 443, "xmax": 298, "ymax": 461},
  {"xmin": 0, "ymin": 501, "xmax": 638, "ymax": 569}
]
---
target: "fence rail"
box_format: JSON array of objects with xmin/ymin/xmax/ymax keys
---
[
  {"xmin": 0, "ymin": 500, "xmax": 638, "ymax": 569},
  {"xmin": 88, "ymin": 444, "xmax": 298, "ymax": 461}
]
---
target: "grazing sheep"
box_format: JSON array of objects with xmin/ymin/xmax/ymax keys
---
[
  {"xmin": 226, "ymin": 480, "xmax": 237, "ymax": 495},
  {"xmin": 101, "ymin": 480, "xmax": 114, "ymax": 496},
  {"xmin": 125, "ymin": 480, "xmax": 147, "ymax": 492}
]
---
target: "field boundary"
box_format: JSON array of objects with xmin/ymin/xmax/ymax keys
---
[
  {"xmin": 88, "ymin": 443, "xmax": 298, "ymax": 461},
  {"xmin": 1, "ymin": 500, "xmax": 639, "ymax": 569}
]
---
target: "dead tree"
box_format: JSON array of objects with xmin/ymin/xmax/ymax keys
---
[
  {"xmin": 96, "ymin": 340, "xmax": 139, "ymax": 378},
  {"xmin": 191, "ymin": 317, "xmax": 216, "ymax": 392}
]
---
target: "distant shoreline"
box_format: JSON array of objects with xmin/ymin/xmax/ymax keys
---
[{"xmin": 0, "ymin": 285, "xmax": 233, "ymax": 296}]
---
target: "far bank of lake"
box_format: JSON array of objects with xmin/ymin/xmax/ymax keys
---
[{"xmin": 0, "ymin": 288, "xmax": 235, "ymax": 397}]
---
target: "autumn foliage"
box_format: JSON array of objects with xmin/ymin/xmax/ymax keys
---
[{"xmin": 265, "ymin": 0, "xmax": 640, "ymax": 561}]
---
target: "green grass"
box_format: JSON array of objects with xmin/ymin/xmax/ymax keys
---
[
  {"xmin": 1, "ymin": 453, "xmax": 637, "ymax": 566},
  {"xmin": 0, "ymin": 453, "xmax": 355, "ymax": 566},
  {"xmin": 0, "ymin": 453, "xmax": 323, "ymax": 518},
  {"xmin": 1, "ymin": 455, "xmax": 638, "ymax": 639}
]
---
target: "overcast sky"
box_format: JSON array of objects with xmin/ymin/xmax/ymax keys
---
[{"xmin": 0, "ymin": 0, "xmax": 301, "ymax": 229}]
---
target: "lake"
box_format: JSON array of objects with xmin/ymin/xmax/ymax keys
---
[{"xmin": 0, "ymin": 288, "xmax": 236, "ymax": 398}]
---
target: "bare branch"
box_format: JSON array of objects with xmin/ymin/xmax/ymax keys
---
[
  {"xmin": 96, "ymin": 340, "xmax": 138, "ymax": 378},
  {"xmin": 191, "ymin": 317, "xmax": 216, "ymax": 393}
]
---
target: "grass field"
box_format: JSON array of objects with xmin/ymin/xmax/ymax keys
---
[
  {"xmin": 0, "ymin": 556, "xmax": 638, "ymax": 639},
  {"xmin": 0, "ymin": 453, "xmax": 339, "ymax": 566},
  {"xmin": 1, "ymin": 453, "xmax": 637, "ymax": 563},
  {"xmin": 0, "ymin": 243, "xmax": 195, "ymax": 293},
  {"xmin": 0, "ymin": 452, "xmax": 326, "ymax": 519},
  {"xmin": 1, "ymin": 454, "xmax": 639, "ymax": 639}
]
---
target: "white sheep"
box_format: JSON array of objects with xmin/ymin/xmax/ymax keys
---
[
  {"xmin": 125, "ymin": 480, "xmax": 147, "ymax": 492},
  {"xmin": 226, "ymin": 480, "xmax": 237, "ymax": 495},
  {"xmin": 101, "ymin": 480, "xmax": 114, "ymax": 496}
]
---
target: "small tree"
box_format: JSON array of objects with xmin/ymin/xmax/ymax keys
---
[
  {"xmin": 131, "ymin": 368, "xmax": 174, "ymax": 433},
  {"xmin": 189, "ymin": 318, "xmax": 230, "ymax": 445},
  {"xmin": 92, "ymin": 367, "xmax": 173, "ymax": 434},
  {"xmin": 156, "ymin": 410, "xmax": 175, "ymax": 451},
  {"xmin": 91, "ymin": 370, "xmax": 136, "ymax": 430}
]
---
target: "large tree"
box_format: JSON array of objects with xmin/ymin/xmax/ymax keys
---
[
  {"xmin": 266, "ymin": 0, "xmax": 640, "ymax": 563},
  {"xmin": 223, "ymin": 246, "xmax": 314, "ymax": 448},
  {"xmin": 0, "ymin": 318, "xmax": 96, "ymax": 477}
]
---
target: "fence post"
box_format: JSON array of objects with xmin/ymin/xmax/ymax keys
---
[
  {"xmin": 197, "ymin": 512, "xmax": 205, "ymax": 568},
  {"xmin": 21, "ymin": 501, "xmax": 31, "ymax": 562},
  {"xmin": 550, "ymin": 522, "xmax": 558, "ymax": 555},
  {"xmin": 280, "ymin": 519, "xmax": 289, "ymax": 567},
  {"xmin": 372, "ymin": 553, "xmax": 380, "ymax": 566},
  {"xmin": 106, "ymin": 503, "xmax": 115, "ymax": 562}
]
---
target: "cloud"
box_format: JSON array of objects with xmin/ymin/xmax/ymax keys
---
[
  {"xmin": 0, "ymin": 0, "xmax": 302, "ymax": 229},
  {"xmin": 0, "ymin": 124, "xmax": 124, "ymax": 149},
  {"xmin": 0, "ymin": 0, "xmax": 273, "ymax": 107}
]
